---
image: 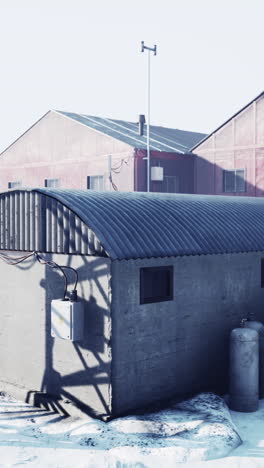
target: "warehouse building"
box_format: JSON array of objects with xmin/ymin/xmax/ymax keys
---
[
  {"xmin": 0, "ymin": 111, "xmax": 205, "ymax": 193},
  {"xmin": 1, "ymin": 189, "xmax": 264, "ymax": 419},
  {"xmin": 192, "ymin": 91, "xmax": 264, "ymax": 196}
]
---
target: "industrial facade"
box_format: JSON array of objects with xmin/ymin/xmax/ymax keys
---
[
  {"xmin": 192, "ymin": 91, "xmax": 264, "ymax": 196},
  {"xmin": 2, "ymin": 93, "xmax": 264, "ymax": 197},
  {"xmin": 0, "ymin": 110, "xmax": 205, "ymax": 194},
  {"xmin": 1, "ymin": 189, "xmax": 264, "ymax": 419}
]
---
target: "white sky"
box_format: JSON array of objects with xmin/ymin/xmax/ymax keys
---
[{"xmin": 0, "ymin": 0, "xmax": 263, "ymax": 151}]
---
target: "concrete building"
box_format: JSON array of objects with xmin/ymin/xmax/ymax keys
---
[
  {"xmin": 0, "ymin": 111, "xmax": 205, "ymax": 193},
  {"xmin": 1, "ymin": 189, "xmax": 264, "ymax": 419},
  {"xmin": 192, "ymin": 91, "xmax": 264, "ymax": 196}
]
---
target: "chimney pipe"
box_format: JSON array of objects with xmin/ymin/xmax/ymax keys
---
[{"xmin": 138, "ymin": 114, "xmax": 145, "ymax": 136}]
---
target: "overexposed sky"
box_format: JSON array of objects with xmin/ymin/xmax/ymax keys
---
[{"xmin": 0, "ymin": 0, "xmax": 263, "ymax": 151}]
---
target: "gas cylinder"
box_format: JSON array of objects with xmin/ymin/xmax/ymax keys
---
[
  {"xmin": 245, "ymin": 317, "xmax": 264, "ymax": 399},
  {"xmin": 229, "ymin": 323, "xmax": 259, "ymax": 412}
]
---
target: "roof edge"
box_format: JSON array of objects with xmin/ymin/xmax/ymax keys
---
[
  {"xmin": 52, "ymin": 109, "xmax": 135, "ymax": 148},
  {"xmin": 191, "ymin": 90, "xmax": 264, "ymax": 152},
  {"xmin": 0, "ymin": 111, "xmax": 52, "ymax": 157},
  {"xmin": 55, "ymin": 110, "xmax": 205, "ymax": 153}
]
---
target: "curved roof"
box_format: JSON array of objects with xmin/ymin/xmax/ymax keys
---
[{"xmin": 33, "ymin": 189, "xmax": 264, "ymax": 260}]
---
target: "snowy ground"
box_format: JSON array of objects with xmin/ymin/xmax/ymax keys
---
[{"xmin": 0, "ymin": 392, "xmax": 264, "ymax": 468}]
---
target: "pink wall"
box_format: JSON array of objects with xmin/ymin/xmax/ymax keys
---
[
  {"xmin": 194, "ymin": 95, "xmax": 264, "ymax": 197},
  {"xmin": 0, "ymin": 111, "xmax": 196, "ymax": 195},
  {"xmin": 0, "ymin": 111, "xmax": 134, "ymax": 192}
]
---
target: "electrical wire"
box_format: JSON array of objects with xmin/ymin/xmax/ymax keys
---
[
  {"xmin": 108, "ymin": 156, "xmax": 130, "ymax": 191},
  {"xmin": 61, "ymin": 265, "xmax": 78, "ymax": 291},
  {"xmin": 33, "ymin": 252, "xmax": 68, "ymax": 299},
  {"xmin": 109, "ymin": 173, "xmax": 118, "ymax": 191},
  {"xmin": 0, "ymin": 251, "xmax": 35, "ymax": 265},
  {"xmin": 0, "ymin": 251, "xmax": 79, "ymax": 300},
  {"xmin": 111, "ymin": 157, "xmax": 129, "ymax": 174},
  {"xmin": 34, "ymin": 252, "xmax": 79, "ymax": 297}
]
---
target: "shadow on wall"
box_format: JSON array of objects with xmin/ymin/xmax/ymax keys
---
[
  {"xmin": 194, "ymin": 153, "xmax": 264, "ymax": 197},
  {"xmin": 19, "ymin": 163, "xmax": 264, "ymax": 420},
  {"xmin": 25, "ymin": 254, "xmax": 111, "ymax": 420}
]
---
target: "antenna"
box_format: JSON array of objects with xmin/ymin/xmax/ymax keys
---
[
  {"xmin": 141, "ymin": 41, "xmax": 157, "ymax": 56},
  {"xmin": 141, "ymin": 41, "xmax": 157, "ymax": 192}
]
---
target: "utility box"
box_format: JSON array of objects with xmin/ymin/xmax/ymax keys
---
[
  {"xmin": 51, "ymin": 299, "xmax": 84, "ymax": 341},
  {"xmin": 151, "ymin": 166, "xmax": 164, "ymax": 181}
]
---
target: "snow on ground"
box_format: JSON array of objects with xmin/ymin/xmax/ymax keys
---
[{"xmin": 0, "ymin": 392, "xmax": 263, "ymax": 467}]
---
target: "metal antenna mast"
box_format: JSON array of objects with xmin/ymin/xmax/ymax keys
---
[{"xmin": 141, "ymin": 41, "xmax": 157, "ymax": 192}]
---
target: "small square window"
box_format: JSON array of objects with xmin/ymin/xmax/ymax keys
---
[
  {"xmin": 45, "ymin": 178, "xmax": 60, "ymax": 188},
  {"xmin": 8, "ymin": 181, "xmax": 22, "ymax": 189},
  {"xmin": 87, "ymin": 175, "xmax": 105, "ymax": 191},
  {"xmin": 223, "ymin": 169, "xmax": 246, "ymax": 193},
  {"xmin": 140, "ymin": 266, "xmax": 173, "ymax": 304}
]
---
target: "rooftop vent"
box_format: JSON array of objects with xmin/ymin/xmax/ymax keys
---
[{"xmin": 138, "ymin": 114, "xmax": 146, "ymax": 136}]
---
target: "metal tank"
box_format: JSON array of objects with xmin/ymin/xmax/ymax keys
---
[
  {"xmin": 229, "ymin": 322, "xmax": 259, "ymax": 412},
  {"xmin": 245, "ymin": 317, "xmax": 264, "ymax": 399}
]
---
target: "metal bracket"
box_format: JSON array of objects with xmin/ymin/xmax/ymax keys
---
[{"xmin": 141, "ymin": 41, "xmax": 157, "ymax": 55}]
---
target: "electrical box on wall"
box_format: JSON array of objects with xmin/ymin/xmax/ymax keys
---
[
  {"xmin": 151, "ymin": 166, "xmax": 164, "ymax": 181},
  {"xmin": 51, "ymin": 299, "xmax": 84, "ymax": 341}
]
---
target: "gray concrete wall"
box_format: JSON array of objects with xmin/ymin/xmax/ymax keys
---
[
  {"xmin": 0, "ymin": 253, "xmax": 112, "ymax": 419},
  {"xmin": 111, "ymin": 252, "xmax": 264, "ymax": 416}
]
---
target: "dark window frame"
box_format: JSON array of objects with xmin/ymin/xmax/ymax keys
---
[
  {"xmin": 8, "ymin": 181, "xmax": 22, "ymax": 189},
  {"xmin": 223, "ymin": 169, "xmax": 246, "ymax": 193},
  {"xmin": 87, "ymin": 175, "xmax": 105, "ymax": 191},
  {"xmin": 44, "ymin": 178, "xmax": 60, "ymax": 188},
  {"xmin": 140, "ymin": 265, "xmax": 173, "ymax": 304}
]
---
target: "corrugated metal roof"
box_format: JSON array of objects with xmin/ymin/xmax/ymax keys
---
[
  {"xmin": 56, "ymin": 111, "xmax": 206, "ymax": 154},
  {"xmin": 33, "ymin": 188, "xmax": 264, "ymax": 260}
]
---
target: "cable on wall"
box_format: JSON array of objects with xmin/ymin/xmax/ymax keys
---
[
  {"xmin": 0, "ymin": 251, "xmax": 78, "ymax": 300},
  {"xmin": 108, "ymin": 156, "xmax": 130, "ymax": 191}
]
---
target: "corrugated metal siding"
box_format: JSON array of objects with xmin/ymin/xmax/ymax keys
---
[
  {"xmin": 3, "ymin": 188, "xmax": 264, "ymax": 260},
  {"xmin": 33, "ymin": 188, "xmax": 264, "ymax": 260},
  {"xmin": 0, "ymin": 191, "xmax": 106, "ymax": 256}
]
